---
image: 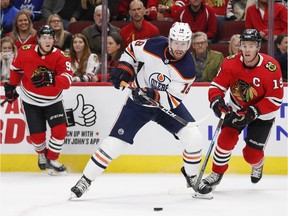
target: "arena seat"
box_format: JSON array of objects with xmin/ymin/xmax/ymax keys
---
[
  {"xmin": 218, "ymin": 21, "xmax": 246, "ymax": 42},
  {"xmin": 151, "ymin": 21, "xmax": 173, "ymax": 37},
  {"xmin": 33, "ymin": 20, "xmax": 47, "ymax": 30},
  {"xmin": 68, "ymin": 21, "xmax": 94, "ymax": 35},
  {"xmin": 209, "ymin": 42, "xmax": 229, "ymax": 57},
  {"xmin": 110, "ymin": 21, "xmax": 130, "ymax": 29}
]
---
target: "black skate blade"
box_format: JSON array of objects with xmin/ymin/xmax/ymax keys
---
[
  {"xmin": 192, "ymin": 192, "xmax": 213, "ymax": 200},
  {"xmin": 47, "ymin": 169, "xmax": 68, "ymax": 176}
]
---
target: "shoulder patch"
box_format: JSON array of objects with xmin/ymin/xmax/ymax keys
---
[
  {"xmin": 61, "ymin": 51, "xmax": 70, "ymax": 58},
  {"xmin": 265, "ymin": 61, "xmax": 277, "ymax": 72},
  {"xmin": 22, "ymin": 44, "xmax": 32, "ymax": 50},
  {"xmin": 93, "ymin": 54, "xmax": 98, "ymax": 62},
  {"xmin": 226, "ymin": 54, "xmax": 236, "ymax": 60}
]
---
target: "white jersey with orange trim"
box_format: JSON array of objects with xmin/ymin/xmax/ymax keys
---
[{"xmin": 120, "ymin": 36, "xmax": 197, "ymax": 110}]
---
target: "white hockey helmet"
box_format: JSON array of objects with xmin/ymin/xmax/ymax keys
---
[{"xmin": 168, "ymin": 22, "xmax": 192, "ymax": 47}]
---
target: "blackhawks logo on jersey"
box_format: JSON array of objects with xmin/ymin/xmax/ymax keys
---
[
  {"xmin": 61, "ymin": 51, "xmax": 69, "ymax": 58},
  {"xmin": 22, "ymin": 44, "xmax": 32, "ymax": 50},
  {"xmin": 265, "ymin": 61, "xmax": 277, "ymax": 72},
  {"xmin": 231, "ymin": 80, "xmax": 258, "ymax": 102},
  {"xmin": 226, "ymin": 54, "xmax": 236, "ymax": 60},
  {"xmin": 31, "ymin": 66, "xmax": 50, "ymax": 77}
]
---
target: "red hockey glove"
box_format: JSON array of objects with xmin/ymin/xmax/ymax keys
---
[
  {"xmin": 31, "ymin": 69, "xmax": 55, "ymax": 88},
  {"xmin": 4, "ymin": 82, "xmax": 19, "ymax": 103},
  {"xmin": 210, "ymin": 96, "xmax": 231, "ymax": 118},
  {"xmin": 110, "ymin": 61, "xmax": 135, "ymax": 89},
  {"xmin": 132, "ymin": 87, "xmax": 160, "ymax": 105},
  {"xmin": 231, "ymin": 106, "xmax": 260, "ymax": 127}
]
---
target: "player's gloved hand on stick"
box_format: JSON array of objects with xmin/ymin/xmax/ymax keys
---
[
  {"xmin": 231, "ymin": 106, "xmax": 260, "ymax": 127},
  {"xmin": 31, "ymin": 70, "xmax": 55, "ymax": 88},
  {"xmin": 110, "ymin": 61, "xmax": 135, "ymax": 89},
  {"xmin": 132, "ymin": 87, "xmax": 160, "ymax": 105},
  {"xmin": 4, "ymin": 82, "xmax": 19, "ymax": 103},
  {"xmin": 210, "ymin": 96, "xmax": 231, "ymax": 118}
]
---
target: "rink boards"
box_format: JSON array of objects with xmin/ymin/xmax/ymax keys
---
[{"xmin": 0, "ymin": 83, "xmax": 287, "ymax": 174}]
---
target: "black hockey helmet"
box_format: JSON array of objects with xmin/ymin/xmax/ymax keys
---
[
  {"xmin": 37, "ymin": 25, "xmax": 55, "ymax": 38},
  {"xmin": 240, "ymin": 29, "xmax": 262, "ymax": 43}
]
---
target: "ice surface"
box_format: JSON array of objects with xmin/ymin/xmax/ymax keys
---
[{"xmin": 1, "ymin": 172, "xmax": 287, "ymax": 216}]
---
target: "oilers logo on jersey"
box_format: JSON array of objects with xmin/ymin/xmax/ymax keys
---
[{"xmin": 149, "ymin": 72, "xmax": 171, "ymax": 91}]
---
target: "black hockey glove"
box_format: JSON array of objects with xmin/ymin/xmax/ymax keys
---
[
  {"xmin": 132, "ymin": 87, "xmax": 160, "ymax": 105},
  {"xmin": 110, "ymin": 61, "xmax": 135, "ymax": 89},
  {"xmin": 4, "ymin": 82, "xmax": 19, "ymax": 104},
  {"xmin": 210, "ymin": 96, "xmax": 231, "ymax": 118},
  {"xmin": 31, "ymin": 70, "xmax": 55, "ymax": 88},
  {"xmin": 231, "ymin": 106, "xmax": 260, "ymax": 127}
]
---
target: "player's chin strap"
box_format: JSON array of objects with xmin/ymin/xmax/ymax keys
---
[{"xmin": 120, "ymin": 81, "xmax": 210, "ymax": 127}]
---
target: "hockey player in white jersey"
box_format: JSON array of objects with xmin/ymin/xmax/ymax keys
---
[{"xmin": 70, "ymin": 22, "xmax": 213, "ymax": 199}]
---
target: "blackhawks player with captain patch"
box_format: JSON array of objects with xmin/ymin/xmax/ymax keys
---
[
  {"xmin": 4, "ymin": 25, "xmax": 73, "ymax": 175},
  {"xmin": 200, "ymin": 29, "xmax": 284, "ymax": 192}
]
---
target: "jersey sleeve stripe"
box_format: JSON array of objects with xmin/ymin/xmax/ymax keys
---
[
  {"xmin": 10, "ymin": 65, "xmax": 24, "ymax": 73},
  {"xmin": 266, "ymin": 96, "xmax": 283, "ymax": 107},
  {"xmin": 125, "ymin": 44, "xmax": 136, "ymax": 61},
  {"xmin": 210, "ymin": 81, "xmax": 227, "ymax": 93}
]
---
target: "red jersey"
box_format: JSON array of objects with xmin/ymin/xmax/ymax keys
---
[
  {"xmin": 10, "ymin": 44, "xmax": 73, "ymax": 107},
  {"xmin": 120, "ymin": 20, "xmax": 160, "ymax": 47},
  {"xmin": 245, "ymin": 3, "xmax": 287, "ymax": 37},
  {"xmin": 173, "ymin": 2, "xmax": 217, "ymax": 39},
  {"xmin": 208, "ymin": 53, "xmax": 284, "ymax": 120},
  {"xmin": 6, "ymin": 32, "xmax": 37, "ymax": 49}
]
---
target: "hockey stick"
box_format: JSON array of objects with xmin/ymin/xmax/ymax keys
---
[
  {"xmin": 120, "ymin": 81, "xmax": 210, "ymax": 127},
  {"xmin": 193, "ymin": 112, "xmax": 226, "ymax": 192},
  {"xmin": 168, "ymin": 113, "xmax": 225, "ymax": 198},
  {"xmin": 1, "ymin": 98, "xmax": 8, "ymax": 106}
]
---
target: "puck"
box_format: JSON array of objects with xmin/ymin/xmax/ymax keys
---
[{"xmin": 153, "ymin": 207, "xmax": 163, "ymax": 211}]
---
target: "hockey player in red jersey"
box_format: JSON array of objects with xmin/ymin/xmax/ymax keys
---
[
  {"xmin": 70, "ymin": 22, "xmax": 213, "ymax": 199},
  {"xmin": 4, "ymin": 25, "xmax": 73, "ymax": 175},
  {"xmin": 200, "ymin": 29, "xmax": 284, "ymax": 191}
]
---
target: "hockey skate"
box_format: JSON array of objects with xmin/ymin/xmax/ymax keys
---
[
  {"xmin": 38, "ymin": 153, "xmax": 47, "ymax": 171},
  {"xmin": 251, "ymin": 164, "xmax": 263, "ymax": 183},
  {"xmin": 70, "ymin": 175, "xmax": 91, "ymax": 199},
  {"xmin": 47, "ymin": 159, "xmax": 68, "ymax": 176},
  {"xmin": 201, "ymin": 171, "xmax": 223, "ymax": 190},
  {"xmin": 181, "ymin": 167, "xmax": 213, "ymax": 199}
]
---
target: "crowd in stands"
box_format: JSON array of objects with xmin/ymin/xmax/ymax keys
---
[{"xmin": 1, "ymin": 0, "xmax": 287, "ymax": 82}]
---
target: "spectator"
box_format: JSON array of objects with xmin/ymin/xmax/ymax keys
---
[
  {"xmin": 0, "ymin": 37, "xmax": 17, "ymax": 81},
  {"xmin": 80, "ymin": 0, "xmax": 102, "ymax": 21},
  {"xmin": 82, "ymin": 5, "xmax": 120, "ymax": 59},
  {"xmin": 191, "ymin": 31, "xmax": 224, "ymax": 82},
  {"xmin": 245, "ymin": 0, "xmax": 288, "ymax": 40},
  {"xmin": 120, "ymin": 0, "xmax": 160, "ymax": 47},
  {"xmin": 274, "ymin": 33, "xmax": 288, "ymax": 82},
  {"xmin": 1, "ymin": 0, "xmax": 20, "ymax": 37},
  {"xmin": 47, "ymin": 14, "xmax": 72, "ymax": 54},
  {"xmin": 107, "ymin": 32, "xmax": 125, "ymax": 74},
  {"xmin": 14, "ymin": 0, "xmax": 44, "ymax": 21},
  {"xmin": 6, "ymin": 11, "xmax": 37, "ymax": 49},
  {"xmin": 41, "ymin": 0, "xmax": 82, "ymax": 30},
  {"xmin": 70, "ymin": 33, "xmax": 100, "ymax": 82},
  {"xmin": 228, "ymin": 34, "xmax": 241, "ymax": 55},
  {"xmin": 225, "ymin": 0, "xmax": 255, "ymax": 21},
  {"xmin": 173, "ymin": 0, "xmax": 218, "ymax": 42},
  {"xmin": 147, "ymin": 0, "xmax": 189, "ymax": 21}
]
